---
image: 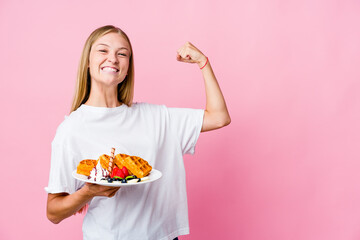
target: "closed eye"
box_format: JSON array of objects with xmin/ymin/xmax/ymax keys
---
[{"xmin": 118, "ymin": 53, "xmax": 127, "ymax": 56}]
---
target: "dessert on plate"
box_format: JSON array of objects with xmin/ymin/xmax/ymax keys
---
[
  {"xmin": 76, "ymin": 159, "xmax": 98, "ymax": 176},
  {"xmin": 76, "ymin": 148, "xmax": 152, "ymax": 183},
  {"xmin": 115, "ymin": 154, "xmax": 152, "ymax": 178}
]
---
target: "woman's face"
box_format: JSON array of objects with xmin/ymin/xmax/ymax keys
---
[{"xmin": 88, "ymin": 32, "xmax": 131, "ymax": 87}]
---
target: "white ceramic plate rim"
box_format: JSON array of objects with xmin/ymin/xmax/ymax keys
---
[{"xmin": 72, "ymin": 169, "xmax": 162, "ymax": 186}]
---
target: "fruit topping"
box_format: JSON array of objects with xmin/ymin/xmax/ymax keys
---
[
  {"xmin": 94, "ymin": 169, "xmax": 149, "ymax": 184},
  {"xmin": 127, "ymin": 178, "xmax": 141, "ymax": 183},
  {"xmin": 125, "ymin": 175, "xmax": 135, "ymax": 180},
  {"xmin": 122, "ymin": 167, "xmax": 129, "ymax": 177},
  {"xmin": 118, "ymin": 170, "xmax": 125, "ymax": 179},
  {"xmin": 110, "ymin": 166, "xmax": 119, "ymax": 178},
  {"xmin": 111, "ymin": 166, "xmax": 125, "ymax": 179}
]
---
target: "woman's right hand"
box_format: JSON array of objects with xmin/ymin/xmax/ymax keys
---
[
  {"xmin": 81, "ymin": 182, "xmax": 120, "ymax": 198},
  {"xmin": 47, "ymin": 183, "xmax": 120, "ymax": 224}
]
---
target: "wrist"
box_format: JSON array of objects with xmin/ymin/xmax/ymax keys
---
[
  {"xmin": 78, "ymin": 184, "xmax": 94, "ymax": 199},
  {"xmin": 198, "ymin": 56, "xmax": 208, "ymax": 69}
]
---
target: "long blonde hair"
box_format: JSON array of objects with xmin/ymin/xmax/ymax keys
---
[{"xmin": 70, "ymin": 25, "xmax": 134, "ymax": 112}]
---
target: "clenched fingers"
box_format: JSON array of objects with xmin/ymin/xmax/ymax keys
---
[{"xmin": 176, "ymin": 42, "xmax": 207, "ymax": 65}]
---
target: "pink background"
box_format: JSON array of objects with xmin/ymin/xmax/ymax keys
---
[{"xmin": 1, "ymin": 0, "xmax": 360, "ymax": 239}]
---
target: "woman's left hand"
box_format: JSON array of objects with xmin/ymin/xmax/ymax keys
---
[{"xmin": 177, "ymin": 42, "xmax": 208, "ymax": 68}]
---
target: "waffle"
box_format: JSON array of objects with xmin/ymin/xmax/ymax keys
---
[
  {"xmin": 115, "ymin": 154, "xmax": 152, "ymax": 178},
  {"xmin": 113, "ymin": 153, "xmax": 129, "ymax": 169},
  {"xmin": 76, "ymin": 159, "xmax": 98, "ymax": 176},
  {"xmin": 98, "ymin": 154, "xmax": 111, "ymax": 170},
  {"xmin": 100, "ymin": 154, "xmax": 133, "ymax": 175}
]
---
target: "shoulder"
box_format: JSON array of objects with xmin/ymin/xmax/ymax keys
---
[
  {"xmin": 130, "ymin": 102, "xmax": 168, "ymax": 113},
  {"xmin": 128, "ymin": 103, "xmax": 172, "ymax": 125},
  {"xmin": 130, "ymin": 102, "xmax": 203, "ymax": 117},
  {"xmin": 52, "ymin": 109, "xmax": 84, "ymax": 146}
]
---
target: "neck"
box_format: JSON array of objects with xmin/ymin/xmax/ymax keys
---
[{"xmin": 84, "ymin": 81, "xmax": 121, "ymax": 108}]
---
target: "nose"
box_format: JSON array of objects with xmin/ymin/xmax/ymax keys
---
[{"xmin": 107, "ymin": 52, "xmax": 118, "ymax": 64}]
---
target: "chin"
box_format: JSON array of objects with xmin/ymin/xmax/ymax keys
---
[{"xmin": 97, "ymin": 77, "xmax": 124, "ymax": 87}]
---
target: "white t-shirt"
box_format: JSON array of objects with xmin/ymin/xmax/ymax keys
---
[{"xmin": 45, "ymin": 103, "xmax": 204, "ymax": 240}]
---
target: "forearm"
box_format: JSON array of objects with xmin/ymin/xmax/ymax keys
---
[
  {"xmin": 47, "ymin": 187, "xmax": 92, "ymax": 224},
  {"xmin": 199, "ymin": 59, "xmax": 231, "ymax": 131},
  {"xmin": 176, "ymin": 42, "xmax": 231, "ymax": 131}
]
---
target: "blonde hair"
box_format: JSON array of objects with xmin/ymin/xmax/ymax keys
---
[{"xmin": 70, "ymin": 25, "xmax": 134, "ymax": 112}]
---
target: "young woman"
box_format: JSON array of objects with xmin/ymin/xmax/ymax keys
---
[{"xmin": 46, "ymin": 25, "xmax": 230, "ymax": 240}]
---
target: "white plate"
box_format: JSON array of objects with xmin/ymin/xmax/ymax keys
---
[{"xmin": 72, "ymin": 169, "xmax": 162, "ymax": 186}]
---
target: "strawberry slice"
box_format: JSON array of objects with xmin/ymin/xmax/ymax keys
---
[
  {"xmin": 111, "ymin": 166, "xmax": 119, "ymax": 178},
  {"xmin": 111, "ymin": 166, "xmax": 126, "ymax": 179},
  {"xmin": 122, "ymin": 166, "xmax": 129, "ymax": 177},
  {"xmin": 117, "ymin": 169, "xmax": 125, "ymax": 179}
]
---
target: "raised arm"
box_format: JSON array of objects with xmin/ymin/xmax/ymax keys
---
[{"xmin": 177, "ymin": 42, "xmax": 231, "ymax": 132}]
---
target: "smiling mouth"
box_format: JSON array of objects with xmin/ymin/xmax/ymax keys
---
[{"xmin": 101, "ymin": 66, "xmax": 119, "ymax": 72}]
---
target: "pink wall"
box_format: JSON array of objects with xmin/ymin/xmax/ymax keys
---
[{"xmin": 1, "ymin": 0, "xmax": 360, "ymax": 239}]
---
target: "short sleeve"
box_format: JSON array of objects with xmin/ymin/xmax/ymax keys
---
[
  {"xmin": 44, "ymin": 143, "xmax": 83, "ymax": 194},
  {"xmin": 168, "ymin": 107, "xmax": 204, "ymax": 155}
]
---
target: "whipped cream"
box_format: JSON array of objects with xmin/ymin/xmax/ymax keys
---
[{"xmin": 89, "ymin": 161, "xmax": 109, "ymax": 182}]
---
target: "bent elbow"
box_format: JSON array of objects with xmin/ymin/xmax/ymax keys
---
[
  {"xmin": 47, "ymin": 212, "xmax": 62, "ymax": 224},
  {"xmin": 223, "ymin": 116, "xmax": 231, "ymax": 127},
  {"xmin": 202, "ymin": 111, "xmax": 231, "ymax": 132},
  {"xmin": 215, "ymin": 115, "xmax": 231, "ymax": 129},
  {"xmin": 219, "ymin": 115, "xmax": 231, "ymax": 128}
]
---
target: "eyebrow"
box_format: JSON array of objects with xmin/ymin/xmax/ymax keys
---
[{"xmin": 95, "ymin": 43, "xmax": 129, "ymax": 51}]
